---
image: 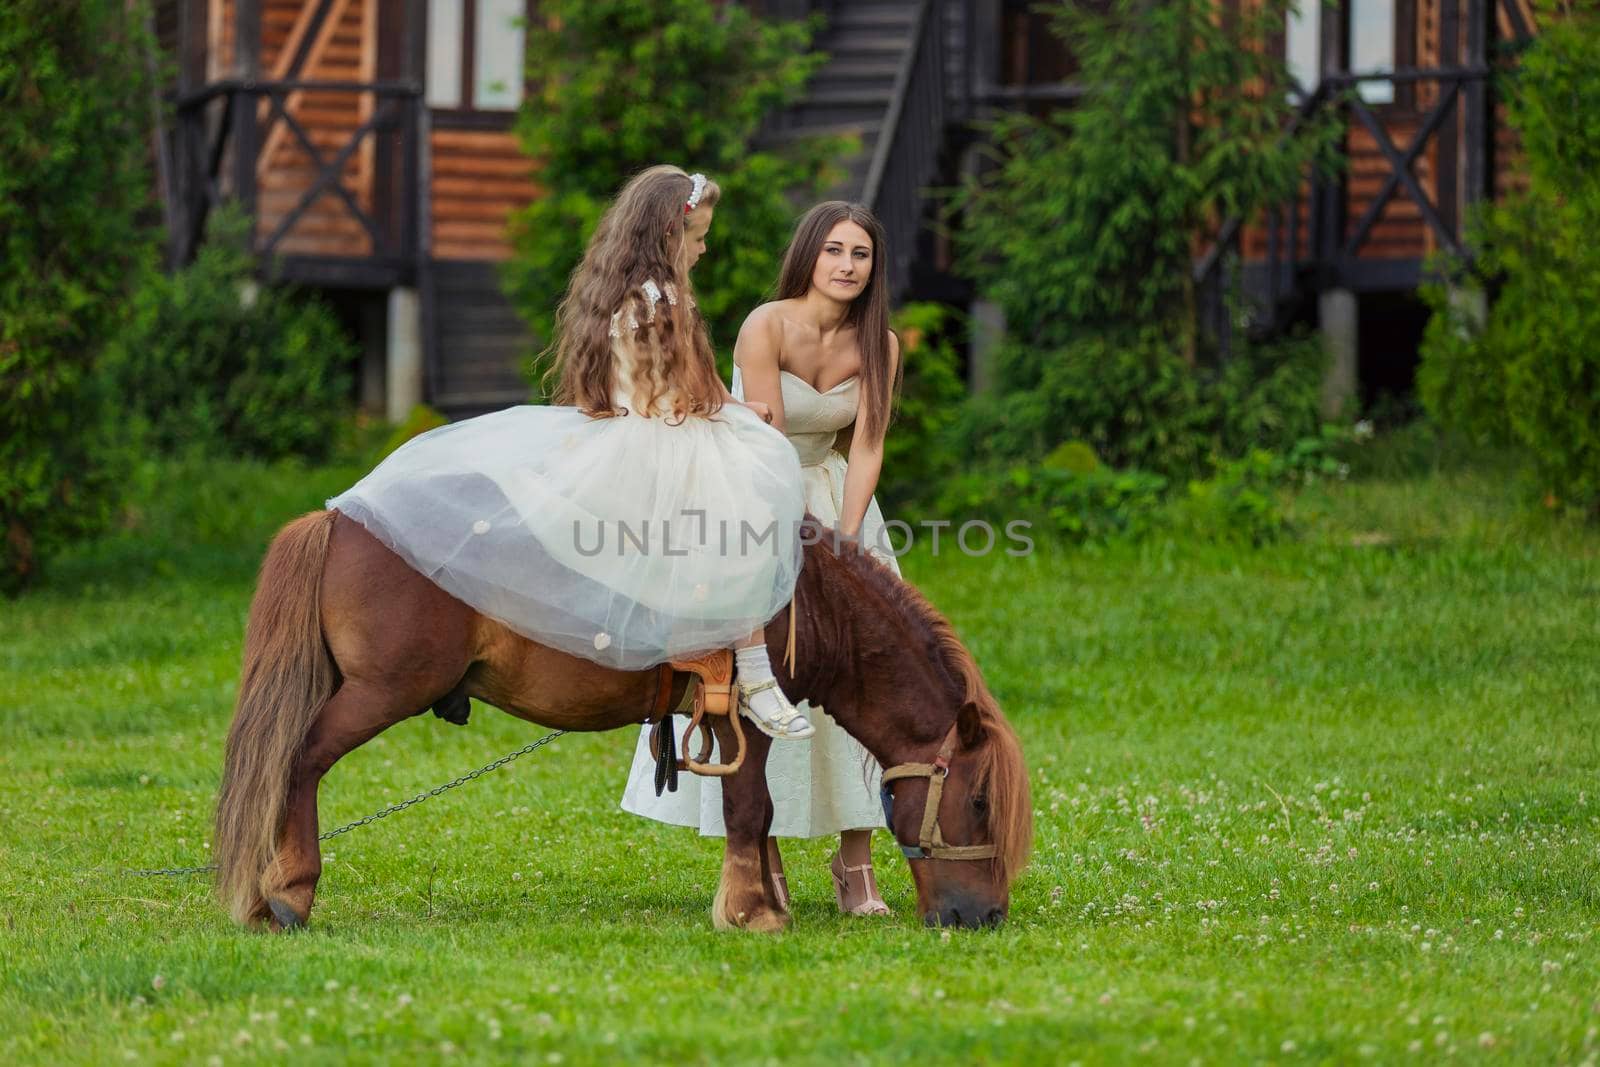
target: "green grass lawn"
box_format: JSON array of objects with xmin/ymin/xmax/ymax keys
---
[{"xmin": 3, "ymin": 450, "xmax": 1599, "ymax": 1065}]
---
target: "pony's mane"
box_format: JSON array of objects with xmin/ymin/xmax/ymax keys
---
[{"xmin": 804, "ymin": 530, "xmax": 1034, "ymax": 882}]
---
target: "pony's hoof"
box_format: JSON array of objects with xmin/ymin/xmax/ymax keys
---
[
  {"xmin": 267, "ymin": 898, "xmax": 307, "ymax": 931},
  {"xmin": 713, "ymin": 902, "xmax": 789, "ymax": 933},
  {"xmin": 744, "ymin": 906, "xmax": 790, "ymax": 934}
]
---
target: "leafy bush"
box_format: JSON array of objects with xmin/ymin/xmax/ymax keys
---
[
  {"xmin": 1169, "ymin": 430, "xmax": 1350, "ymax": 545},
  {"xmin": 1417, "ymin": 10, "xmax": 1600, "ymax": 514},
  {"xmin": 930, "ymin": 427, "xmax": 1352, "ymax": 548},
  {"xmin": 505, "ymin": 0, "xmax": 843, "ymax": 375},
  {"xmin": 0, "ymin": 0, "xmax": 155, "ymax": 593},
  {"xmin": 380, "ymin": 404, "xmax": 449, "ymax": 458},
  {"xmin": 880, "ymin": 302, "xmax": 969, "ymax": 511},
  {"xmin": 946, "ymin": 329, "xmax": 1326, "ymax": 480},
  {"xmin": 105, "ymin": 207, "xmax": 354, "ymax": 460},
  {"xmin": 934, "ymin": 434, "xmax": 1171, "ymax": 545}
]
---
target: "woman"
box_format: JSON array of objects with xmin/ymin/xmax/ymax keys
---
[
  {"xmin": 621, "ymin": 201, "xmax": 904, "ymax": 916},
  {"xmin": 327, "ymin": 166, "xmax": 814, "ymax": 738}
]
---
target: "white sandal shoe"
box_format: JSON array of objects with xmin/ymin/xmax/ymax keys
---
[{"xmin": 738, "ymin": 678, "xmax": 815, "ymax": 740}]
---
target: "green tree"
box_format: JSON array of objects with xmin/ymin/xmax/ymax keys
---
[
  {"xmin": 0, "ymin": 0, "xmax": 156, "ymax": 592},
  {"xmin": 503, "ymin": 0, "xmax": 842, "ymax": 381},
  {"xmin": 1418, "ymin": 7, "xmax": 1600, "ymax": 514},
  {"xmin": 946, "ymin": 0, "xmax": 1339, "ymax": 475}
]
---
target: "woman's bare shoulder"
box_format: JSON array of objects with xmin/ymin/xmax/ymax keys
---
[{"xmin": 743, "ymin": 300, "xmax": 803, "ymax": 331}]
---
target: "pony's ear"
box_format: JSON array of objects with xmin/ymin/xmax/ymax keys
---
[{"xmin": 956, "ymin": 701, "xmax": 985, "ymax": 748}]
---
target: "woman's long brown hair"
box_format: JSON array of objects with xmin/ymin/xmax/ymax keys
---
[
  {"xmin": 773, "ymin": 201, "xmax": 899, "ymax": 442},
  {"xmin": 545, "ymin": 165, "xmax": 724, "ymax": 420}
]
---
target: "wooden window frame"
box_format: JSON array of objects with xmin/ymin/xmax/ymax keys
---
[
  {"xmin": 1342, "ymin": 0, "xmax": 1420, "ymax": 112},
  {"xmin": 427, "ymin": 0, "xmax": 536, "ymax": 127}
]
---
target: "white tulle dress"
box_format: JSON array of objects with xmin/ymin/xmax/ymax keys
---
[
  {"xmin": 619, "ymin": 366, "xmax": 897, "ymax": 837},
  {"xmin": 327, "ymin": 284, "xmax": 805, "ymax": 670}
]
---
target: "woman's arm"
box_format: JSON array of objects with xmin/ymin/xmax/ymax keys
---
[
  {"xmin": 731, "ymin": 305, "xmax": 788, "ymax": 433},
  {"xmin": 837, "ymin": 331, "xmax": 900, "ymax": 537}
]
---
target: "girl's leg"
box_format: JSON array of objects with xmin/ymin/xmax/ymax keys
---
[{"xmin": 734, "ymin": 626, "xmax": 814, "ymax": 740}]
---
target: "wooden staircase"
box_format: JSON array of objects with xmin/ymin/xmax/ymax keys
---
[
  {"xmin": 764, "ymin": 0, "xmax": 955, "ymax": 298},
  {"xmin": 768, "ymin": 1, "xmax": 918, "ymax": 201}
]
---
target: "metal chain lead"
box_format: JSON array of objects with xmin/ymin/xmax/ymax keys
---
[{"xmin": 126, "ymin": 729, "xmax": 568, "ymax": 877}]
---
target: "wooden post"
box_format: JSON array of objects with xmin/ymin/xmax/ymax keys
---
[
  {"xmin": 1464, "ymin": 0, "xmax": 1488, "ymax": 208},
  {"xmin": 386, "ymin": 287, "xmax": 424, "ymax": 422},
  {"xmin": 1315, "ymin": 0, "xmax": 1347, "ymax": 280},
  {"xmin": 1319, "ymin": 289, "xmax": 1359, "ymax": 419},
  {"xmin": 407, "ymin": 0, "xmax": 436, "ymax": 408},
  {"xmin": 233, "ymin": 0, "xmax": 261, "ymax": 229},
  {"xmin": 1437, "ymin": 0, "xmax": 1460, "ymax": 239},
  {"xmin": 972, "ymin": 0, "xmax": 999, "ymax": 107}
]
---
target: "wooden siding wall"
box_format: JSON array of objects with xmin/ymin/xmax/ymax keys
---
[
  {"xmin": 430, "ymin": 126, "xmax": 540, "ymax": 261},
  {"xmin": 209, "ymin": 0, "xmax": 236, "ymax": 79}
]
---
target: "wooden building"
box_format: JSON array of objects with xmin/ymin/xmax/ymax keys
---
[
  {"xmin": 158, "ymin": 0, "xmax": 540, "ymax": 418},
  {"xmin": 154, "ymin": 0, "xmax": 1538, "ymax": 419}
]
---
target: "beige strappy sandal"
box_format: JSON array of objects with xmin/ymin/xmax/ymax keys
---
[
  {"xmin": 737, "ymin": 678, "xmax": 815, "ymax": 740},
  {"xmin": 831, "ymin": 851, "xmax": 891, "ymax": 917}
]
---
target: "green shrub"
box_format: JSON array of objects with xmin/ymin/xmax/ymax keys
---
[
  {"xmin": 880, "ymin": 302, "xmax": 969, "ymax": 511},
  {"xmin": 1417, "ymin": 9, "xmax": 1600, "ymax": 514},
  {"xmin": 105, "ymin": 207, "xmax": 355, "ymax": 460},
  {"xmin": 935, "ymin": 459, "xmax": 1170, "ymax": 546},
  {"xmin": 947, "ymin": 329, "xmax": 1325, "ymax": 480},
  {"xmin": 381, "ymin": 404, "xmax": 449, "ymax": 458},
  {"xmin": 1169, "ymin": 428, "xmax": 1353, "ymax": 544},
  {"xmin": 504, "ymin": 0, "xmax": 843, "ymax": 376},
  {"xmin": 930, "ymin": 427, "xmax": 1350, "ymax": 548},
  {"xmin": 0, "ymin": 0, "xmax": 156, "ymax": 593}
]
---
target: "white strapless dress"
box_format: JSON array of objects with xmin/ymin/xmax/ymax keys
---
[
  {"xmin": 326, "ymin": 298, "xmax": 805, "ymax": 671},
  {"xmin": 619, "ymin": 368, "xmax": 897, "ymax": 837}
]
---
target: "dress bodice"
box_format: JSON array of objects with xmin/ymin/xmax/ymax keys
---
[{"xmin": 732, "ymin": 367, "xmax": 859, "ymax": 467}]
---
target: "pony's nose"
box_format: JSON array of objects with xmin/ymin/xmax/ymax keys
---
[{"xmin": 984, "ymin": 906, "xmax": 1006, "ymax": 927}]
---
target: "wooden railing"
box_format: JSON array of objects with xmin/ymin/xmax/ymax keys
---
[
  {"xmin": 170, "ymin": 78, "xmax": 422, "ymax": 283},
  {"xmin": 1195, "ymin": 63, "xmax": 1493, "ymax": 352},
  {"xmin": 862, "ymin": 0, "xmax": 946, "ymax": 300},
  {"xmin": 1196, "ymin": 0, "xmax": 1535, "ymax": 352}
]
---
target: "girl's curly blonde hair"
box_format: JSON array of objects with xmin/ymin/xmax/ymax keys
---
[{"xmin": 544, "ymin": 165, "xmax": 724, "ymax": 421}]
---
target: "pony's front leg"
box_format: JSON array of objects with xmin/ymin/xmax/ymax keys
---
[
  {"xmin": 709, "ymin": 717, "xmax": 788, "ymax": 932},
  {"xmin": 264, "ymin": 681, "xmax": 421, "ymax": 930}
]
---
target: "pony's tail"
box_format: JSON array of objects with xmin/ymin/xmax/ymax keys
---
[{"xmin": 214, "ymin": 510, "xmax": 339, "ymax": 925}]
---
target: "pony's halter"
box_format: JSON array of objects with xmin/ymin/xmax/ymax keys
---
[{"xmin": 879, "ymin": 722, "xmax": 999, "ymax": 862}]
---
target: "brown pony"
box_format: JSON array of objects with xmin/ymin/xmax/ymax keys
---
[{"xmin": 215, "ymin": 513, "xmax": 1032, "ymax": 932}]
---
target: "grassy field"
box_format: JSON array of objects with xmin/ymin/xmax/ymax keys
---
[{"xmin": 3, "ymin": 447, "xmax": 1599, "ymax": 1065}]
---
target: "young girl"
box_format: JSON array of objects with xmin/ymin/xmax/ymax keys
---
[
  {"xmin": 328, "ymin": 165, "xmax": 814, "ymax": 739},
  {"xmin": 621, "ymin": 201, "xmax": 903, "ymax": 916}
]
